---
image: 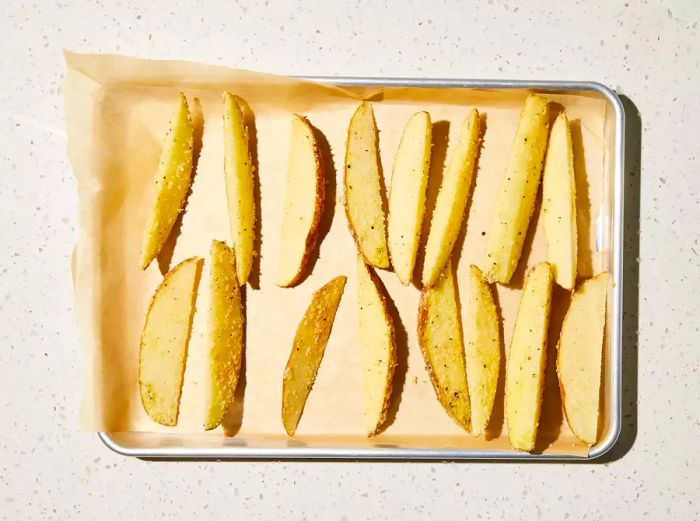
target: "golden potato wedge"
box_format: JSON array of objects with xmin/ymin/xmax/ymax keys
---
[
  {"xmin": 422, "ymin": 109, "xmax": 481, "ymax": 288},
  {"xmin": 277, "ymin": 114, "xmax": 325, "ymax": 287},
  {"xmin": 344, "ymin": 102, "xmax": 390, "ymax": 269},
  {"xmin": 484, "ymin": 95, "xmax": 550, "ymax": 284},
  {"xmin": 223, "ymin": 92, "xmax": 256, "ymax": 286},
  {"xmin": 557, "ymin": 272, "xmax": 610, "ymax": 445},
  {"xmin": 505, "ymin": 262, "xmax": 553, "ymax": 451},
  {"xmin": 463, "ymin": 264, "xmax": 501, "ymax": 436},
  {"xmin": 542, "ymin": 112, "xmax": 578, "ymax": 290},
  {"xmin": 204, "ymin": 241, "xmax": 244, "ymax": 431},
  {"xmin": 139, "ymin": 257, "xmax": 202, "ymax": 425},
  {"xmin": 356, "ymin": 255, "xmax": 397, "ymax": 436},
  {"xmin": 282, "ymin": 276, "xmax": 347, "ymax": 436},
  {"xmin": 139, "ymin": 93, "xmax": 195, "ymax": 270},
  {"xmin": 387, "ymin": 111, "xmax": 432, "ymax": 285},
  {"xmin": 417, "ymin": 259, "xmax": 471, "ymax": 431}
]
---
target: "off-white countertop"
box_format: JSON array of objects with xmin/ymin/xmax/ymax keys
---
[{"xmin": 2, "ymin": 1, "xmax": 699, "ymax": 519}]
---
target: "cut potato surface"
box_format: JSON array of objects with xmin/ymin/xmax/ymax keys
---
[
  {"xmin": 223, "ymin": 92, "xmax": 256, "ymax": 286},
  {"xmin": 505, "ymin": 262, "xmax": 553, "ymax": 451},
  {"xmin": 139, "ymin": 93, "xmax": 195, "ymax": 270},
  {"xmin": 387, "ymin": 111, "xmax": 432, "ymax": 286},
  {"xmin": 422, "ymin": 109, "xmax": 481, "ymax": 288},
  {"xmin": 557, "ymin": 272, "xmax": 610, "ymax": 445},
  {"xmin": 282, "ymin": 276, "xmax": 347, "ymax": 436},
  {"xmin": 543, "ymin": 112, "xmax": 578, "ymax": 290},
  {"xmin": 417, "ymin": 260, "xmax": 471, "ymax": 431},
  {"xmin": 464, "ymin": 264, "xmax": 501, "ymax": 436},
  {"xmin": 139, "ymin": 257, "xmax": 202, "ymax": 426},
  {"xmin": 357, "ymin": 255, "xmax": 397, "ymax": 436},
  {"xmin": 204, "ymin": 241, "xmax": 244, "ymax": 431},
  {"xmin": 485, "ymin": 95, "xmax": 550, "ymax": 284},
  {"xmin": 277, "ymin": 114, "xmax": 325, "ymax": 287},
  {"xmin": 344, "ymin": 102, "xmax": 390, "ymax": 269}
]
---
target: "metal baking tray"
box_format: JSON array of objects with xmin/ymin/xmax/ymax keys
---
[{"xmin": 99, "ymin": 77, "xmax": 625, "ymax": 461}]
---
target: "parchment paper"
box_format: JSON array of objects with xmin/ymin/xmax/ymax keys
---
[{"xmin": 67, "ymin": 52, "xmax": 610, "ymax": 455}]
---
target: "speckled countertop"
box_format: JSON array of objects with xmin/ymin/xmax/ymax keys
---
[{"xmin": 1, "ymin": 1, "xmax": 699, "ymax": 519}]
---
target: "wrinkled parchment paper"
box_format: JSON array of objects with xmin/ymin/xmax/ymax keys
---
[{"xmin": 67, "ymin": 52, "xmax": 612, "ymax": 455}]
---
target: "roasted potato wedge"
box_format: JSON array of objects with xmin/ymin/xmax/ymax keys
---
[
  {"xmin": 387, "ymin": 111, "xmax": 432, "ymax": 285},
  {"xmin": 557, "ymin": 272, "xmax": 610, "ymax": 445},
  {"xmin": 417, "ymin": 260, "xmax": 471, "ymax": 431},
  {"xmin": 344, "ymin": 102, "xmax": 390, "ymax": 269},
  {"xmin": 223, "ymin": 92, "xmax": 256, "ymax": 286},
  {"xmin": 422, "ymin": 109, "xmax": 481, "ymax": 288},
  {"xmin": 542, "ymin": 112, "xmax": 578, "ymax": 290},
  {"xmin": 463, "ymin": 264, "xmax": 501, "ymax": 436},
  {"xmin": 139, "ymin": 93, "xmax": 195, "ymax": 270},
  {"xmin": 139, "ymin": 257, "xmax": 202, "ymax": 425},
  {"xmin": 356, "ymin": 255, "xmax": 397, "ymax": 436},
  {"xmin": 204, "ymin": 241, "xmax": 244, "ymax": 431},
  {"xmin": 282, "ymin": 276, "xmax": 347, "ymax": 436},
  {"xmin": 485, "ymin": 95, "xmax": 550, "ymax": 284},
  {"xmin": 277, "ymin": 114, "xmax": 325, "ymax": 287},
  {"xmin": 505, "ymin": 262, "xmax": 553, "ymax": 451}
]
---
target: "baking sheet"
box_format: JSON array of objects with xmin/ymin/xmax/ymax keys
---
[{"xmin": 66, "ymin": 53, "xmax": 611, "ymax": 456}]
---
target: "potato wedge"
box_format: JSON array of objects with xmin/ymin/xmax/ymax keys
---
[
  {"xmin": 356, "ymin": 255, "xmax": 397, "ymax": 436},
  {"xmin": 282, "ymin": 276, "xmax": 347, "ymax": 436},
  {"xmin": 277, "ymin": 114, "xmax": 325, "ymax": 287},
  {"xmin": 344, "ymin": 102, "xmax": 390, "ymax": 269},
  {"xmin": 505, "ymin": 262, "xmax": 553, "ymax": 451},
  {"xmin": 139, "ymin": 257, "xmax": 202, "ymax": 425},
  {"xmin": 387, "ymin": 111, "xmax": 432, "ymax": 285},
  {"xmin": 557, "ymin": 272, "xmax": 610, "ymax": 445},
  {"xmin": 422, "ymin": 109, "xmax": 481, "ymax": 288},
  {"xmin": 417, "ymin": 260, "xmax": 470, "ymax": 431},
  {"xmin": 484, "ymin": 95, "xmax": 550, "ymax": 284},
  {"xmin": 464, "ymin": 264, "xmax": 501, "ymax": 436},
  {"xmin": 542, "ymin": 112, "xmax": 578, "ymax": 290},
  {"xmin": 139, "ymin": 93, "xmax": 195, "ymax": 270},
  {"xmin": 204, "ymin": 241, "xmax": 244, "ymax": 431},
  {"xmin": 223, "ymin": 92, "xmax": 256, "ymax": 286}
]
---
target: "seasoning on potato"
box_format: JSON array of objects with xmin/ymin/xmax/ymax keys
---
[
  {"xmin": 139, "ymin": 257, "xmax": 202, "ymax": 426},
  {"xmin": 281, "ymin": 276, "xmax": 347, "ymax": 436},
  {"xmin": 139, "ymin": 93, "xmax": 195, "ymax": 270},
  {"xmin": 484, "ymin": 95, "xmax": 550, "ymax": 284},
  {"xmin": 344, "ymin": 102, "xmax": 390, "ymax": 269}
]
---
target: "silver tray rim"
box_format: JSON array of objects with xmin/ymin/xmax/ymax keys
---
[{"xmin": 99, "ymin": 77, "xmax": 625, "ymax": 461}]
